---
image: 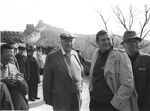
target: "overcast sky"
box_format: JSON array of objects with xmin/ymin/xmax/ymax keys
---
[{"xmin": 1, "ymin": 0, "xmax": 149, "ymax": 38}]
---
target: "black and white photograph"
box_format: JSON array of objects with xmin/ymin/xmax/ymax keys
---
[{"xmin": 0, "ymin": 0, "xmax": 150, "ymax": 111}]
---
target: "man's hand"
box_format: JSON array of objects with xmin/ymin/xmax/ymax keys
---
[{"xmin": 2, "ymin": 76, "xmax": 17, "ymax": 87}]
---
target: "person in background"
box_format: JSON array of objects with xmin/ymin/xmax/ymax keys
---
[
  {"xmin": 27, "ymin": 46, "xmax": 40, "ymax": 101},
  {"xmin": 89, "ymin": 30, "xmax": 139, "ymax": 111},
  {"xmin": 35, "ymin": 47, "xmax": 44, "ymax": 75},
  {"xmin": 1, "ymin": 43, "xmax": 29, "ymax": 110},
  {"xmin": 76, "ymin": 49, "xmax": 91, "ymax": 76},
  {"xmin": 0, "ymin": 81, "xmax": 14, "ymax": 110},
  {"xmin": 15, "ymin": 44, "xmax": 30, "ymax": 82},
  {"xmin": 43, "ymin": 32, "xmax": 83, "ymax": 111},
  {"xmin": 10, "ymin": 42, "xmax": 18, "ymax": 55},
  {"xmin": 121, "ymin": 30, "xmax": 150, "ymax": 111}
]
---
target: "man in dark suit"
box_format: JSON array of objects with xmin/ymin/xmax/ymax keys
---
[
  {"xmin": 43, "ymin": 32, "xmax": 83, "ymax": 111},
  {"xmin": 15, "ymin": 44, "xmax": 30, "ymax": 82},
  {"xmin": 121, "ymin": 30, "xmax": 150, "ymax": 111}
]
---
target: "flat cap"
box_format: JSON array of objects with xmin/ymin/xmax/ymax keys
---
[
  {"xmin": 121, "ymin": 30, "xmax": 142, "ymax": 44},
  {"xmin": 60, "ymin": 32, "xmax": 76, "ymax": 39}
]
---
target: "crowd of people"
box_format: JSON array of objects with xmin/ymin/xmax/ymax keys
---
[
  {"xmin": 0, "ymin": 30, "xmax": 150, "ymax": 111},
  {"xmin": 0, "ymin": 42, "xmax": 45, "ymax": 110}
]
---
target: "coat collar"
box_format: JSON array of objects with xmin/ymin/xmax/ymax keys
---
[
  {"xmin": 90, "ymin": 48, "xmax": 116, "ymax": 76},
  {"xmin": 133, "ymin": 51, "xmax": 144, "ymax": 67}
]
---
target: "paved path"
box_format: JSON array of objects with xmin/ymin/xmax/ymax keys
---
[{"xmin": 29, "ymin": 75, "xmax": 90, "ymax": 111}]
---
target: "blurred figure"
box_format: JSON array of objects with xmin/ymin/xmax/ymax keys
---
[
  {"xmin": 35, "ymin": 47, "xmax": 44, "ymax": 75},
  {"xmin": 1, "ymin": 43, "xmax": 29, "ymax": 110},
  {"xmin": 10, "ymin": 42, "xmax": 18, "ymax": 55},
  {"xmin": 89, "ymin": 30, "xmax": 138, "ymax": 111},
  {"xmin": 27, "ymin": 46, "xmax": 40, "ymax": 101},
  {"xmin": 43, "ymin": 32, "xmax": 83, "ymax": 111},
  {"xmin": 76, "ymin": 49, "xmax": 91, "ymax": 76},
  {"xmin": 0, "ymin": 81, "xmax": 14, "ymax": 110},
  {"xmin": 15, "ymin": 44, "xmax": 30, "ymax": 82},
  {"xmin": 121, "ymin": 30, "xmax": 150, "ymax": 111}
]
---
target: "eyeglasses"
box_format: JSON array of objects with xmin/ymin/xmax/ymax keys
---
[{"xmin": 125, "ymin": 39, "xmax": 139, "ymax": 44}]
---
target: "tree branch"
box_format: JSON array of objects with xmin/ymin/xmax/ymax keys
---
[
  {"xmin": 129, "ymin": 5, "xmax": 134, "ymax": 30},
  {"xmin": 112, "ymin": 7, "xmax": 129, "ymax": 31},
  {"xmin": 96, "ymin": 10, "xmax": 109, "ymax": 31},
  {"xmin": 140, "ymin": 5, "xmax": 150, "ymax": 39}
]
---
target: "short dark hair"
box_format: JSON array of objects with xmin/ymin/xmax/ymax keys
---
[
  {"xmin": 1, "ymin": 43, "xmax": 14, "ymax": 54},
  {"xmin": 96, "ymin": 30, "xmax": 108, "ymax": 43}
]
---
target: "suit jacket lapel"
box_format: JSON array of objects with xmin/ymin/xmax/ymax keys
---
[{"xmin": 57, "ymin": 49, "xmax": 70, "ymax": 74}]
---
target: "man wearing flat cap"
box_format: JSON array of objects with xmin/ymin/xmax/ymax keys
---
[
  {"xmin": 122, "ymin": 30, "xmax": 150, "ymax": 111},
  {"xmin": 43, "ymin": 32, "xmax": 83, "ymax": 111}
]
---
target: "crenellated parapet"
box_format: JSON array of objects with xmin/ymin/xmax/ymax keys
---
[{"xmin": 1, "ymin": 31, "xmax": 23, "ymax": 43}]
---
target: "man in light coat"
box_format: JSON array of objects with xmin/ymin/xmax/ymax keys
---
[
  {"xmin": 121, "ymin": 30, "xmax": 150, "ymax": 111},
  {"xmin": 89, "ymin": 30, "xmax": 139, "ymax": 111}
]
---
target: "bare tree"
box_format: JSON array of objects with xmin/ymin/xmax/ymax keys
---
[
  {"xmin": 139, "ymin": 5, "xmax": 150, "ymax": 39},
  {"xmin": 112, "ymin": 5, "xmax": 150, "ymax": 40},
  {"xmin": 112, "ymin": 5, "xmax": 134, "ymax": 31},
  {"xmin": 95, "ymin": 10, "xmax": 109, "ymax": 31}
]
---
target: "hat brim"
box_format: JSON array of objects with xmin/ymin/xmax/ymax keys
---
[
  {"xmin": 121, "ymin": 37, "xmax": 142, "ymax": 44},
  {"xmin": 18, "ymin": 46, "xmax": 26, "ymax": 49},
  {"xmin": 60, "ymin": 36, "xmax": 76, "ymax": 39}
]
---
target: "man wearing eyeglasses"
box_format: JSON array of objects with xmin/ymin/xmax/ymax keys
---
[{"xmin": 121, "ymin": 30, "xmax": 150, "ymax": 111}]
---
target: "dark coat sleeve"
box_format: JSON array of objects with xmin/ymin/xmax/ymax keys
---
[
  {"xmin": 145, "ymin": 55, "xmax": 150, "ymax": 105},
  {"xmin": 43, "ymin": 54, "xmax": 53, "ymax": 105},
  {"xmin": 0, "ymin": 82, "xmax": 14, "ymax": 110},
  {"xmin": 25, "ymin": 57, "xmax": 30, "ymax": 81},
  {"xmin": 16, "ymin": 73, "xmax": 29, "ymax": 95}
]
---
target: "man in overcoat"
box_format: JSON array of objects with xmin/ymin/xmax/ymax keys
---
[
  {"xmin": 15, "ymin": 44, "xmax": 30, "ymax": 82},
  {"xmin": 43, "ymin": 32, "xmax": 83, "ymax": 111},
  {"xmin": 27, "ymin": 46, "xmax": 40, "ymax": 101},
  {"xmin": 89, "ymin": 30, "xmax": 139, "ymax": 111},
  {"xmin": 121, "ymin": 30, "xmax": 150, "ymax": 111}
]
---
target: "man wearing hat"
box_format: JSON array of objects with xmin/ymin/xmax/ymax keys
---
[
  {"xmin": 121, "ymin": 30, "xmax": 150, "ymax": 111},
  {"xmin": 15, "ymin": 43, "xmax": 30, "ymax": 82},
  {"xmin": 43, "ymin": 32, "xmax": 83, "ymax": 111}
]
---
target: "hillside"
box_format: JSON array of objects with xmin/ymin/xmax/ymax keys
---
[
  {"xmin": 34, "ymin": 21, "xmax": 150, "ymax": 59},
  {"xmin": 34, "ymin": 21, "xmax": 65, "ymax": 46}
]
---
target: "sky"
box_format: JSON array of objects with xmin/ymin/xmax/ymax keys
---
[{"xmin": 0, "ymin": 0, "xmax": 150, "ymax": 39}]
